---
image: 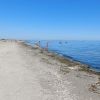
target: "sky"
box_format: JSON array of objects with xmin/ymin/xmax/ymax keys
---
[{"xmin": 0, "ymin": 0, "xmax": 100, "ymax": 40}]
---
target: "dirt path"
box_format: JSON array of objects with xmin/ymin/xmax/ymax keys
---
[
  {"xmin": 0, "ymin": 40, "xmax": 73, "ymax": 100},
  {"xmin": 0, "ymin": 40, "xmax": 99, "ymax": 100}
]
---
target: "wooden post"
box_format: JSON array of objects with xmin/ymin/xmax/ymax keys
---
[
  {"xmin": 38, "ymin": 41, "xmax": 40, "ymax": 47},
  {"xmin": 45, "ymin": 42, "xmax": 49, "ymax": 51}
]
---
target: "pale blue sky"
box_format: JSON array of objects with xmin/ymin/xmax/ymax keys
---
[{"xmin": 0, "ymin": 0, "xmax": 100, "ymax": 40}]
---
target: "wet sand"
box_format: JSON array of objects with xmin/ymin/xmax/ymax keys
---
[{"xmin": 0, "ymin": 40, "xmax": 99, "ymax": 100}]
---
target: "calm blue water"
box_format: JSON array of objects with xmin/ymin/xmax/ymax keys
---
[{"xmin": 26, "ymin": 40, "xmax": 100, "ymax": 72}]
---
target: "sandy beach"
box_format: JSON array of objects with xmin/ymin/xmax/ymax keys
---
[{"xmin": 0, "ymin": 40, "xmax": 99, "ymax": 100}]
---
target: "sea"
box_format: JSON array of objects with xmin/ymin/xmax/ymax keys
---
[{"xmin": 26, "ymin": 40, "xmax": 100, "ymax": 72}]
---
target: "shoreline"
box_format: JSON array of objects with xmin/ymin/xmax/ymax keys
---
[
  {"xmin": 0, "ymin": 39, "xmax": 100, "ymax": 100},
  {"xmin": 25, "ymin": 41, "xmax": 100, "ymax": 75},
  {"xmin": 23, "ymin": 41, "xmax": 100, "ymax": 97},
  {"xmin": 26, "ymin": 40, "xmax": 100, "ymax": 72}
]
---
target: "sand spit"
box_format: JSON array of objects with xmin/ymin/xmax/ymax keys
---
[{"xmin": 0, "ymin": 39, "xmax": 99, "ymax": 100}]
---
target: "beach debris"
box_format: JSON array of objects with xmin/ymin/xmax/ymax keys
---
[
  {"xmin": 60, "ymin": 65, "xmax": 70, "ymax": 75},
  {"xmin": 89, "ymin": 84, "xmax": 97, "ymax": 92},
  {"xmin": 89, "ymin": 78, "xmax": 100, "ymax": 94}
]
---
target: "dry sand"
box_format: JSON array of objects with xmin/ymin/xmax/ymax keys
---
[{"xmin": 0, "ymin": 40, "xmax": 99, "ymax": 100}]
